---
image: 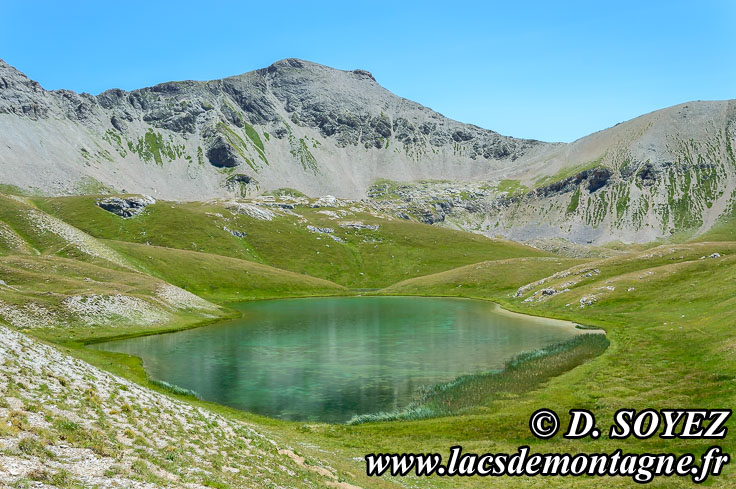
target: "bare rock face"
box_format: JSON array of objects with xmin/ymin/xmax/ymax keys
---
[
  {"xmin": 0, "ymin": 58, "xmax": 547, "ymax": 203},
  {"xmin": 0, "ymin": 60, "xmax": 50, "ymax": 119},
  {"xmin": 97, "ymin": 196, "xmax": 156, "ymax": 218},
  {"xmin": 533, "ymin": 167, "xmax": 612, "ymax": 198},
  {"xmin": 206, "ymin": 137, "xmax": 243, "ymax": 168},
  {"xmin": 1, "ymin": 58, "xmax": 736, "ymax": 244},
  {"xmin": 365, "ymin": 100, "xmax": 736, "ymax": 245},
  {"xmin": 260, "ymin": 59, "xmax": 537, "ymax": 157},
  {"xmin": 224, "ymin": 173, "xmax": 259, "ymax": 196}
]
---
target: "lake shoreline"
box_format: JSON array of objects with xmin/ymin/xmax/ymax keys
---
[
  {"xmin": 75, "ymin": 292, "xmax": 603, "ymax": 347},
  {"xmin": 375, "ymin": 293, "xmax": 606, "ymax": 335},
  {"xmin": 88, "ymin": 296, "xmax": 589, "ymax": 423}
]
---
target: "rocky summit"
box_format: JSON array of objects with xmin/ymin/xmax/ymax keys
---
[{"xmin": 1, "ymin": 58, "xmax": 735, "ymax": 244}]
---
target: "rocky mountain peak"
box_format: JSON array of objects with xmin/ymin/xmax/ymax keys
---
[
  {"xmin": 0, "ymin": 59, "xmax": 39, "ymax": 87},
  {"xmin": 0, "ymin": 59, "xmax": 49, "ymax": 119},
  {"xmin": 1, "ymin": 59, "xmax": 735, "ymax": 245},
  {"xmin": 351, "ymin": 69, "xmax": 376, "ymax": 82},
  {"xmin": 0, "ymin": 58, "xmax": 547, "ymax": 200},
  {"xmin": 260, "ymin": 58, "xmax": 378, "ymax": 83},
  {"xmin": 265, "ymin": 58, "xmax": 311, "ymax": 71}
]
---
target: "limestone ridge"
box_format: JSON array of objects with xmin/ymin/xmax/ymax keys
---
[
  {"xmin": 367, "ymin": 101, "xmax": 736, "ymax": 244},
  {"xmin": 0, "ymin": 58, "xmax": 546, "ymax": 200},
  {"xmin": 1, "ymin": 58, "xmax": 735, "ymax": 243}
]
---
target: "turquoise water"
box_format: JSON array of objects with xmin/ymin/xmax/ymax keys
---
[{"xmin": 91, "ymin": 297, "xmax": 579, "ymax": 422}]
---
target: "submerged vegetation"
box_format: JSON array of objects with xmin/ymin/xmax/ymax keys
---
[
  {"xmin": 349, "ymin": 334, "xmax": 609, "ymax": 424},
  {"xmin": 149, "ymin": 378, "xmax": 200, "ymax": 398}
]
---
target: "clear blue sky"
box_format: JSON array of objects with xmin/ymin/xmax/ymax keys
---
[{"xmin": 2, "ymin": 1, "xmax": 734, "ymax": 142}]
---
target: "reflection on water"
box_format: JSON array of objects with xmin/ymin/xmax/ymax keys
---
[{"xmin": 91, "ymin": 297, "xmax": 578, "ymax": 422}]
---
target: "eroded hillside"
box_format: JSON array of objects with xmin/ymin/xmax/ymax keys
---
[
  {"xmin": 0, "ymin": 58, "xmax": 547, "ymax": 200},
  {"xmin": 2, "ymin": 58, "xmax": 735, "ymax": 244}
]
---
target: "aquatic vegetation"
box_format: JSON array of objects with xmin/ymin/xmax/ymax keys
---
[{"xmin": 349, "ymin": 334, "xmax": 609, "ymax": 424}]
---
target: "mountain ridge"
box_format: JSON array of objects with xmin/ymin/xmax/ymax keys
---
[
  {"xmin": 1, "ymin": 58, "xmax": 735, "ymax": 244},
  {"xmin": 0, "ymin": 57, "xmax": 549, "ymax": 197}
]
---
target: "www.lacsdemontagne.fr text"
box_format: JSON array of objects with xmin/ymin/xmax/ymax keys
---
[{"xmin": 365, "ymin": 445, "xmax": 729, "ymax": 484}]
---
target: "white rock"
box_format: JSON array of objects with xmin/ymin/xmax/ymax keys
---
[{"xmin": 226, "ymin": 202, "xmax": 274, "ymax": 221}]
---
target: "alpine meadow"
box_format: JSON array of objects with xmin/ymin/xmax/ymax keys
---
[{"xmin": 1, "ymin": 25, "xmax": 736, "ymax": 489}]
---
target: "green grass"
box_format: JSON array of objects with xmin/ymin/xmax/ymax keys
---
[
  {"xmin": 244, "ymin": 122, "xmax": 265, "ymax": 152},
  {"xmin": 366, "ymin": 178, "xmax": 403, "ymax": 200},
  {"xmin": 0, "ymin": 183, "xmax": 33, "ymax": 196},
  {"xmin": 34, "ymin": 196, "xmax": 262, "ymax": 262},
  {"xmin": 3, "ymin": 189, "xmax": 736, "ymax": 487},
  {"xmin": 107, "ymin": 240, "xmax": 347, "ymax": 302},
  {"xmin": 534, "ymin": 157, "xmax": 604, "ymax": 189},
  {"xmin": 127, "ymin": 129, "xmax": 183, "ymax": 165},
  {"xmin": 0, "ymin": 253, "xmax": 225, "ymax": 344},
  {"xmin": 0, "ymin": 194, "xmax": 115, "ymax": 265},
  {"xmin": 34, "ymin": 196, "xmax": 548, "ymax": 288},
  {"xmin": 294, "ymin": 138, "xmax": 318, "ymax": 171},
  {"xmin": 494, "ymin": 179, "xmax": 528, "ymax": 196},
  {"xmin": 0, "ymin": 194, "xmax": 57, "ymax": 253},
  {"xmin": 265, "ymin": 187, "xmax": 308, "ymax": 198},
  {"xmin": 143, "ymin": 130, "xmax": 164, "ymax": 165},
  {"xmin": 0, "ymin": 220, "xmax": 34, "ymax": 255},
  {"xmin": 692, "ymin": 199, "xmax": 736, "ymax": 242},
  {"xmin": 281, "ymin": 243, "xmax": 736, "ymax": 488},
  {"xmin": 383, "ymin": 256, "xmax": 587, "ymax": 297},
  {"xmin": 567, "ymin": 185, "xmax": 581, "ymax": 213},
  {"xmin": 74, "ymin": 176, "xmax": 116, "ymax": 195}
]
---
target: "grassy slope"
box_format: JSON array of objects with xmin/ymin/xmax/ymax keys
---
[
  {"xmin": 0, "ymin": 194, "xmax": 69, "ymax": 255},
  {"xmin": 293, "ymin": 242, "xmax": 736, "ymax": 488},
  {"xmin": 0, "ymin": 194, "xmax": 129, "ymax": 269},
  {"xmin": 0, "ymin": 254, "xmax": 225, "ymax": 344},
  {"xmin": 383, "ymin": 256, "xmax": 589, "ymax": 297},
  {"xmin": 0, "ymin": 195, "xmax": 221, "ymax": 343},
  {"xmin": 0, "ymin": 220, "xmax": 34, "ymax": 255},
  {"xmin": 34, "ymin": 197, "xmax": 262, "ymax": 261},
  {"xmin": 0, "ymin": 193, "xmax": 346, "ymax": 343},
  {"xmin": 4, "ymin": 191, "xmax": 736, "ymax": 487},
  {"xmin": 107, "ymin": 240, "xmax": 346, "ymax": 302},
  {"xmin": 692, "ymin": 204, "xmax": 736, "ymax": 242},
  {"xmin": 35, "ymin": 195, "xmax": 548, "ymax": 288}
]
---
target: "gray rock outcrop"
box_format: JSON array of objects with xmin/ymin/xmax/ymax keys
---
[{"xmin": 96, "ymin": 196, "xmax": 156, "ymax": 218}]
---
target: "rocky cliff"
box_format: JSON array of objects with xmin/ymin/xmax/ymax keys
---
[
  {"xmin": 0, "ymin": 58, "xmax": 548, "ymax": 200},
  {"xmin": 1, "ymin": 58, "xmax": 735, "ymax": 244},
  {"xmin": 369, "ymin": 100, "xmax": 736, "ymax": 244}
]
